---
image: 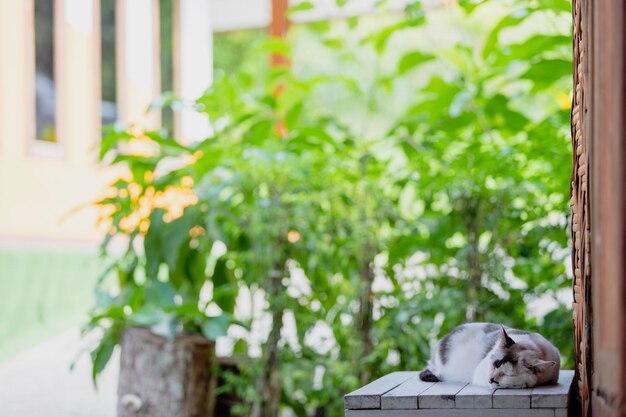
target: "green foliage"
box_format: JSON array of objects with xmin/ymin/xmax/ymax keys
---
[
  {"xmin": 214, "ymin": 30, "xmax": 269, "ymax": 76},
  {"xmin": 88, "ymin": 0, "xmax": 573, "ymax": 415}
]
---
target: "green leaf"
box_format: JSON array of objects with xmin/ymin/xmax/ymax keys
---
[
  {"xmin": 458, "ymin": 0, "xmax": 485, "ymax": 14},
  {"xmin": 165, "ymin": 302, "xmax": 202, "ymax": 317},
  {"xmin": 162, "ymin": 207, "xmax": 200, "ymax": 271},
  {"xmin": 520, "ymin": 59, "xmax": 572, "ymax": 90},
  {"xmin": 257, "ymin": 37, "xmax": 291, "ymax": 57},
  {"xmin": 322, "ymin": 38, "xmax": 344, "ymax": 49},
  {"xmin": 404, "ymin": 1, "xmax": 426, "ymax": 24},
  {"xmin": 147, "ymin": 92, "xmax": 181, "ymax": 112},
  {"xmin": 542, "ymin": 0, "xmax": 571, "ymax": 13},
  {"xmin": 347, "ymin": 16, "xmax": 359, "ymax": 29},
  {"xmin": 211, "ymin": 259, "xmax": 237, "ymax": 313},
  {"xmin": 233, "ymin": 338, "xmax": 248, "ymax": 354},
  {"xmin": 90, "ymin": 330, "xmax": 117, "ymax": 384},
  {"xmin": 485, "ymin": 94, "xmax": 530, "ymax": 131},
  {"xmin": 145, "ymin": 209, "xmax": 165, "ymax": 279},
  {"xmin": 144, "ymin": 131, "xmax": 191, "ymax": 153},
  {"xmin": 397, "ymin": 51, "xmax": 433, "ymax": 74},
  {"xmin": 307, "ymin": 20, "xmax": 331, "ymax": 33},
  {"xmin": 214, "ymin": 285, "xmax": 237, "ymax": 314},
  {"xmin": 188, "ymin": 249, "xmax": 208, "ymax": 285},
  {"xmin": 150, "ymin": 317, "xmax": 178, "ymax": 339},
  {"xmin": 365, "ymin": 20, "xmax": 410, "ymax": 54},
  {"xmin": 285, "ymin": 102, "xmax": 304, "ymax": 130},
  {"xmin": 287, "ymin": 1, "xmax": 314, "ymax": 16},
  {"xmin": 212, "ymin": 258, "xmax": 229, "ymax": 288},
  {"xmin": 99, "ymin": 127, "xmax": 132, "ymax": 160},
  {"xmin": 243, "ymin": 120, "xmax": 274, "ymax": 145},
  {"xmin": 482, "ymin": 8, "xmax": 532, "ymax": 59},
  {"xmin": 145, "ymin": 281, "xmax": 177, "ymax": 308},
  {"xmin": 201, "ymin": 314, "xmax": 230, "ymax": 340},
  {"xmin": 492, "ymin": 35, "xmax": 570, "ymax": 67},
  {"xmin": 130, "ymin": 304, "xmax": 163, "ymax": 326}
]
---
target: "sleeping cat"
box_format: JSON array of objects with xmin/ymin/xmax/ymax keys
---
[{"xmin": 419, "ymin": 323, "xmax": 560, "ymax": 388}]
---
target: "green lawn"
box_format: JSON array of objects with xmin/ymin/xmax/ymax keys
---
[{"xmin": 0, "ymin": 246, "xmax": 99, "ymax": 362}]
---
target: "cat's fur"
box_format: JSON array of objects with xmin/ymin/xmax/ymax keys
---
[{"xmin": 419, "ymin": 322, "xmax": 560, "ymax": 388}]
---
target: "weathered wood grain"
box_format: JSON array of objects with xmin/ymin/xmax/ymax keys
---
[
  {"xmin": 532, "ymin": 370, "xmax": 574, "ymax": 408},
  {"xmin": 587, "ymin": 1, "xmax": 626, "ymax": 416},
  {"xmin": 454, "ymin": 384, "xmax": 495, "ymax": 408},
  {"xmin": 345, "ymin": 372, "xmax": 417, "ymax": 409},
  {"xmin": 345, "ymin": 408, "xmax": 556, "ymax": 417},
  {"xmin": 418, "ymin": 382, "xmax": 467, "ymax": 409},
  {"xmin": 570, "ymin": 0, "xmax": 591, "ymax": 414},
  {"xmin": 346, "ymin": 370, "xmax": 574, "ymax": 415},
  {"xmin": 381, "ymin": 375, "xmax": 436, "ymax": 410},
  {"xmin": 117, "ymin": 328, "xmax": 216, "ymax": 417},
  {"xmin": 493, "ymin": 388, "xmax": 531, "ymax": 408},
  {"xmin": 554, "ymin": 408, "xmax": 567, "ymax": 417}
]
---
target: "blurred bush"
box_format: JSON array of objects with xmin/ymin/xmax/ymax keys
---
[{"xmin": 87, "ymin": 0, "xmax": 573, "ymax": 416}]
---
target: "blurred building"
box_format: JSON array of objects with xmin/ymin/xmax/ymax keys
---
[
  {"xmin": 0, "ymin": 0, "xmax": 216, "ymax": 361},
  {"xmin": 0, "ymin": 0, "xmax": 405, "ymax": 360}
]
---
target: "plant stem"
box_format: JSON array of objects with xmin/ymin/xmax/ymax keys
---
[
  {"xmin": 357, "ymin": 257, "xmax": 375, "ymax": 385},
  {"xmin": 465, "ymin": 197, "xmax": 483, "ymax": 322},
  {"xmin": 253, "ymin": 267, "xmax": 284, "ymax": 417}
]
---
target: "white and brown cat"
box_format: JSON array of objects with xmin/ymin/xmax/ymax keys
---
[{"xmin": 419, "ymin": 323, "xmax": 560, "ymax": 388}]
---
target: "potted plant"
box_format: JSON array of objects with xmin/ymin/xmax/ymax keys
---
[{"xmin": 86, "ymin": 116, "xmax": 245, "ymax": 416}]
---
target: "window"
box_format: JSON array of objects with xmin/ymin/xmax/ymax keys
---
[
  {"xmin": 160, "ymin": 0, "xmax": 174, "ymax": 134},
  {"xmin": 101, "ymin": 0, "xmax": 117, "ymax": 128},
  {"xmin": 34, "ymin": 0, "xmax": 57, "ymax": 143}
]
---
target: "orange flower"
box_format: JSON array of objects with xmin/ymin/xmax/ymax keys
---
[
  {"xmin": 288, "ymin": 230, "xmax": 301, "ymax": 243},
  {"xmin": 275, "ymin": 120, "xmax": 288, "ymax": 138},
  {"xmin": 181, "ymin": 176, "xmax": 194, "ymax": 188}
]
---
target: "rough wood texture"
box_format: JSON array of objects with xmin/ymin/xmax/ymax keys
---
[
  {"xmin": 418, "ymin": 382, "xmax": 468, "ymax": 409},
  {"xmin": 570, "ymin": 1, "xmax": 592, "ymax": 416},
  {"xmin": 589, "ymin": 1, "xmax": 626, "ymax": 416},
  {"xmin": 345, "ymin": 372, "xmax": 573, "ymax": 415},
  {"xmin": 572, "ymin": 1, "xmax": 626, "ymax": 416},
  {"xmin": 269, "ymin": 0, "xmax": 290, "ymax": 67},
  {"xmin": 493, "ymin": 389, "xmax": 531, "ymax": 409},
  {"xmin": 532, "ymin": 371, "xmax": 575, "ymax": 408},
  {"xmin": 381, "ymin": 375, "xmax": 436, "ymax": 410},
  {"xmin": 345, "ymin": 409, "xmax": 557, "ymax": 417},
  {"xmin": 345, "ymin": 372, "xmax": 416, "ymax": 409},
  {"xmin": 455, "ymin": 384, "xmax": 495, "ymax": 409},
  {"xmin": 117, "ymin": 328, "xmax": 215, "ymax": 417}
]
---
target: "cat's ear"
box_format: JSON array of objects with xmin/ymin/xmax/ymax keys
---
[
  {"xmin": 500, "ymin": 326, "xmax": 516, "ymax": 348},
  {"xmin": 530, "ymin": 359, "xmax": 557, "ymax": 373}
]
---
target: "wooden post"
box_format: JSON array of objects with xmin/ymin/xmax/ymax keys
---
[
  {"xmin": 570, "ymin": 0, "xmax": 592, "ymax": 415},
  {"xmin": 573, "ymin": 1, "xmax": 626, "ymax": 417},
  {"xmin": 588, "ymin": 1, "xmax": 626, "ymax": 417},
  {"xmin": 270, "ymin": 0, "xmax": 289, "ymax": 38},
  {"xmin": 270, "ymin": 0, "xmax": 289, "ymax": 67}
]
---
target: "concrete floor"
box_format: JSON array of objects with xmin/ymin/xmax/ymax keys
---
[{"xmin": 0, "ymin": 330, "xmax": 118, "ymax": 417}]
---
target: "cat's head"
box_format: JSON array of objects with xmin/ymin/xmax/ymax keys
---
[{"xmin": 488, "ymin": 326, "xmax": 556, "ymax": 389}]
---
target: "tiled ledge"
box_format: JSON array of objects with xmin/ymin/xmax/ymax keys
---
[{"xmin": 345, "ymin": 370, "xmax": 574, "ymax": 417}]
